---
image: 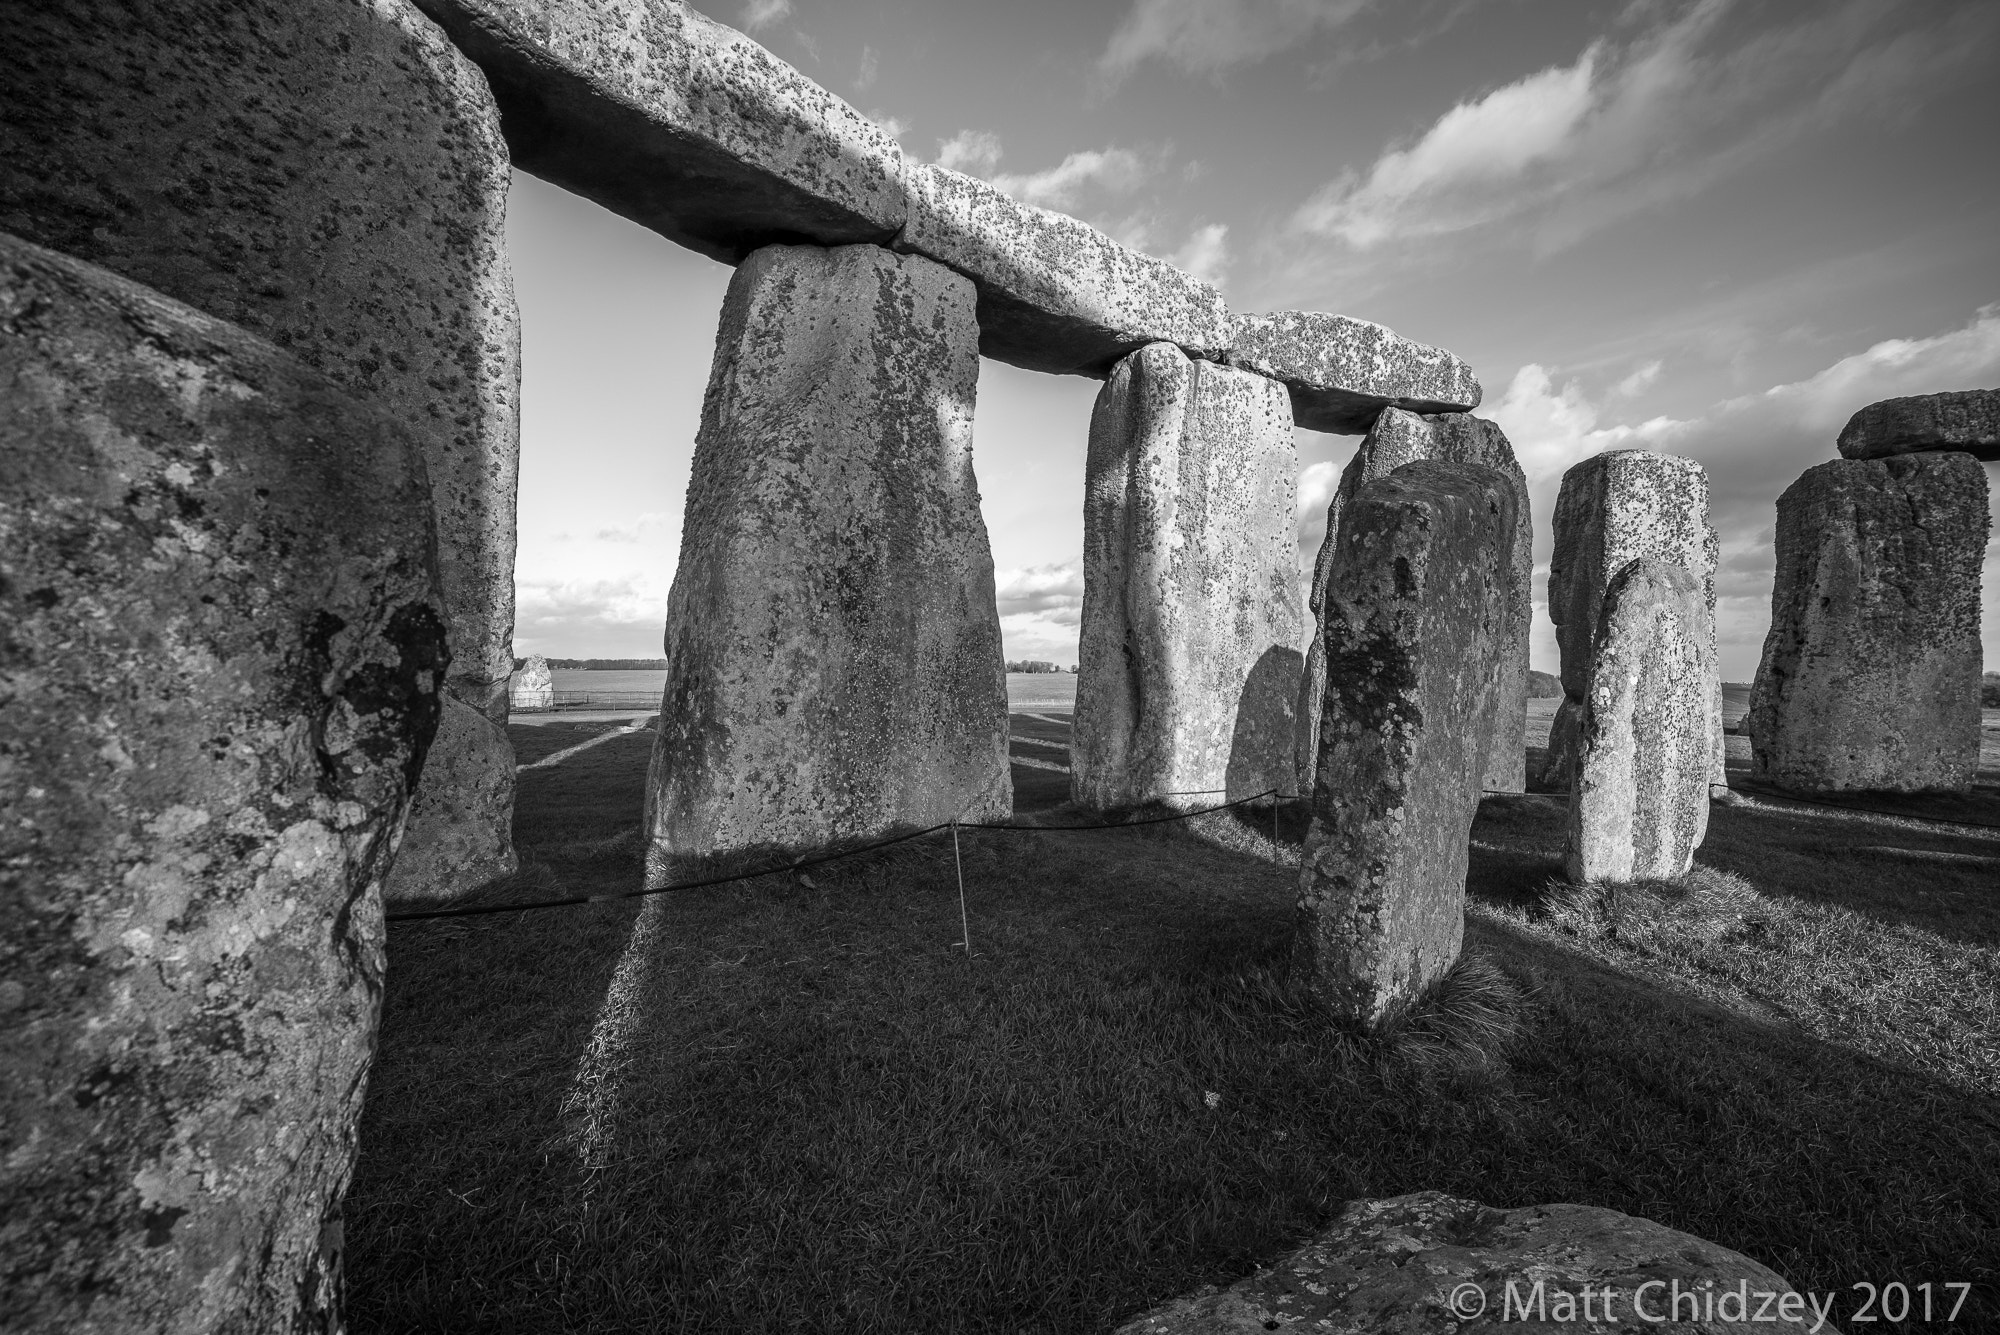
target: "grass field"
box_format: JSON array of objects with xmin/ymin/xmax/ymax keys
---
[{"xmin": 344, "ymin": 714, "xmax": 2000, "ymax": 1334}]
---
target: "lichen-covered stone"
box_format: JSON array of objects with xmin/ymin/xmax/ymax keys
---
[
  {"xmin": 0, "ymin": 0, "xmax": 522, "ymax": 899},
  {"xmin": 1836, "ymin": 388, "xmax": 2000, "ymax": 462},
  {"xmin": 645, "ymin": 244, "xmax": 1009, "ymax": 876},
  {"xmin": 511, "ymin": 655, "xmax": 556, "ymax": 711},
  {"xmin": 1298, "ymin": 409, "xmax": 1529, "ymax": 798},
  {"xmin": 1226, "ymin": 311, "xmax": 1482, "ymax": 434},
  {"xmin": 895, "ymin": 163, "xmax": 1231, "ymax": 377},
  {"xmin": 1543, "ymin": 450, "xmax": 1723, "ymax": 794},
  {"xmin": 1297, "ymin": 461, "xmax": 1515, "ymax": 1028},
  {"xmin": 1566, "ymin": 560, "xmax": 1717, "ymax": 882},
  {"xmin": 382, "ymin": 697, "xmax": 520, "ymax": 904},
  {"xmin": 1073, "ymin": 345, "xmax": 1303, "ymax": 808},
  {"xmin": 411, "ymin": 0, "xmax": 906, "ymax": 260},
  {"xmin": 0, "ymin": 235, "xmax": 445, "ymax": 1333},
  {"xmin": 1115, "ymin": 1190, "xmax": 1823, "ymax": 1335},
  {"xmin": 1747, "ymin": 454, "xmax": 1988, "ymax": 792}
]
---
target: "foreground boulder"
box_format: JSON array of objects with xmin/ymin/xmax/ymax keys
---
[
  {"xmin": 1115, "ymin": 1191, "xmax": 1825, "ymax": 1334},
  {"xmin": 896, "ymin": 163, "xmax": 1231, "ymax": 377},
  {"xmin": 1543, "ymin": 450, "xmax": 1723, "ymax": 794},
  {"xmin": 1299, "ymin": 409, "xmax": 1529, "ymax": 797},
  {"xmin": 1747, "ymin": 454, "xmax": 1987, "ymax": 792},
  {"xmin": 1836, "ymin": 388, "xmax": 2000, "ymax": 462},
  {"xmin": 1567, "ymin": 559, "xmax": 1718, "ymax": 882},
  {"xmin": 1226, "ymin": 311, "xmax": 1482, "ymax": 435},
  {"xmin": 511, "ymin": 655, "xmax": 556, "ymax": 711},
  {"xmin": 410, "ymin": 0, "xmax": 905, "ymax": 260},
  {"xmin": 1073, "ymin": 345, "xmax": 1302, "ymax": 808},
  {"xmin": 0, "ymin": 236, "xmax": 445, "ymax": 1332},
  {"xmin": 1297, "ymin": 461, "xmax": 1515, "ymax": 1027},
  {"xmin": 646, "ymin": 244, "xmax": 1009, "ymax": 877},
  {"xmin": 0, "ymin": 0, "xmax": 523, "ymax": 900}
]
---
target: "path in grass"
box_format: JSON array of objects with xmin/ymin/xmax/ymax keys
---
[{"xmin": 346, "ymin": 715, "xmax": 2000, "ymax": 1334}]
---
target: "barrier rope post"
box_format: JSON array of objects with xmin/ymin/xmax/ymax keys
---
[{"xmin": 951, "ymin": 819, "xmax": 970, "ymax": 956}]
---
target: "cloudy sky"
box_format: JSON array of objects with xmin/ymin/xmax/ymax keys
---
[{"xmin": 509, "ymin": 0, "xmax": 2000, "ymax": 679}]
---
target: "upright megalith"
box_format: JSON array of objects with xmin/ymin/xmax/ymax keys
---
[
  {"xmin": 1543, "ymin": 450, "xmax": 1723, "ymax": 793},
  {"xmin": 646, "ymin": 244, "xmax": 1009, "ymax": 876},
  {"xmin": 1747, "ymin": 453, "xmax": 1988, "ymax": 792},
  {"xmin": 1073, "ymin": 345, "xmax": 1303, "ymax": 808},
  {"xmin": 1566, "ymin": 559, "xmax": 1718, "ymax": 882},
  {"xmin": 1296, "ymin": 461, "xmax": 1516, "ymax": 1028},
  {"xmin": 0, "ymin": 0, "xmax": 523, "ymax": 902},
  {"xmin": 0, "ymin": 237, "xmax": 445, "ymax": 1332},
  {"xmin": 511, "ymin": 655, "xmax": 556, "ymax": 711},
  {"xmin": 1298, "ymin": 409, "xmax": 1530, "ymax": 797}
]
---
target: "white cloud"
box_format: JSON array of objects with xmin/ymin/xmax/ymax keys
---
[
  {"xmin": 934, "ymin": 129, "xmax": 1004, "ymax": 176},
  {"xmin": 739, "ymin": 0, "xmax": 791, "ymax": 32},
  {"xmin": 868, "ymin": 109, "xmax": 910, "ymax": 143},
  {"xmin": 991, "ymin": 148, "xmax": 1150, "ymax": 211},
  {"xmin": 993, "ymin": 561, "xmax": 1085, "ymax": 619},
  {"xmin": 1171, "ymin": 223, "xmax": 1231, "ymax": 287},
  {"xmin": 1612, "ymin": 359, "xmax": 1664, "ymax": 398},
  {"xmin": 856, "ymin": 45, "xmax": 878, "ymax": 92},
  {"xmin": 1098, "ymin": 0, "xmax": 1371, "ymax": 81}
]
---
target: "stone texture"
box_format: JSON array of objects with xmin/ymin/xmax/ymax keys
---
[
  {"xmin": 0, "ymin": 0, "xmax": 522, "ymax": 899},
  {"xmin": 1298, "ymin": 409, "xmax": 1529, "ymax": 798},
  {"xmin": 1566, "ymin": 560, "xmax": 1718, "ymax": 883},
  {"xmin": 1296, "ymin": 461, "xmax": 1516, "ymax": 1028},
  {"xmin": 895, "ymin": 163, "xmax": 1231, "ymax": 377},
  {"xmin": 411, "ymin": 0, "xmax": 905, "ymax": 261},
  {"xmin": 0, "ymin": 235, "xmax": 445, "ymax": 1333},
  {"xmin": 645, "ymin": 244, "xmax": 1009, "ymax": 876},
  {"xmin": 1073, "ymin": 345, "xmax": 1303, "ymax": 809},
  {"xmin": 1747, "ymin": 454, "xmax": 1988, "ymax": 792},
  {"xmin": 1227, "ymin": 311, "xmax": 1482, "ymax": 435},
  {"xmin": 1543, "ymin": 451, "xmax": 1724, "ymax": 794},
  {"xmin": 1115, "ymin": 1191, "xmax": 1823, "ymax": 1334},
  {"xmin": 1837, "ymin": 388, "xmax": 2000, "ymax": 462},
  {"xmin": 511, "ymin": 655, "xmax": 556, "ymax": 711}
]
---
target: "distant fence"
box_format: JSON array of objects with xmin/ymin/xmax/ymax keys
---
[{"xmin": 511, "ymin": 690, "xmax": 661, "ymax": 713}]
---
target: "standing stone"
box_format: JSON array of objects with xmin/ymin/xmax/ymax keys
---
[
  {"xmin": 0, "ymin": 0, "xmax": 522, "ymax": 902},
  {"xmin": 1747, "ymin": 454, "xmax": 1988, "ymax": 792},
  {"xmin": 1297, "ymin": 409, "xmax": 1530, "ymax": 797},
  {"xmin": 511, "ymin": 655, "xmax": 556, "ymax": 711},
  {"xmin": 0, "ymin": 237, "xmax": 445, "ymax": 1333},
  {"xmin": 1073, "ymin": 345, "xmax": 1303, "ymax": 809},
  {"xmin": 1543, "ymin": 450, "xmax": 1724, "ymax": 793},
  {"xmin": 645, "ymin": 244, "xmax": 1009, "ymax": 877},
  {"xmin": 1566, "ymin": 559, "xmax": 1718, "ymax": 883},
  {"xmin": 1837, "ymin": 388, "xmax": 2000, "ymax": 461},
  {"xmin": 1296, "ymin": 461, "xmax": 1516, "ymax": 1028}
]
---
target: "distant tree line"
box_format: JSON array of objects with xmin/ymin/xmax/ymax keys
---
[
  {"xmin": 1005, "ymin": 660, "xmax": 1074, "ymax": 674},
  {"xmin": 512, "ymin": 657, "xmax": 669, "ymax": 671},
  {"xmin": 1984, "ymin": 672, "xmax": 2000, "ymax": 709}
]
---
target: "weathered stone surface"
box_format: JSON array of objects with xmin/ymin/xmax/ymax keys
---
[
  {"xmin": 1297, "ymin": 461, "xmax": 1515, "ymax": 1027},
  {"xmin": 383, "ymin": 697, "xmax": 520, "ymax": 903},
  {"xmin": 1227, "ymin": 311, "xmax": 1482, "ymax": 435},
  {"xmin": 645, "ymin": 244, "xmax": 1009, "ymax": 875},
  {"xmin": 895, "ymin": 163, "xmax": 1231, "ymax": 377},
  {"xmin": 0, "ymin": 0, "xmax": 522, "ymax": 898},
  {"xmin": 1567, "ymin": 560, "xmax": 1717, "ymax": 882},
  {"xmin": 1747, "ymin": 454, "xmax": 1988, "ymax": 792},
  {"xmin": 1115, "ymin": 1190, "xmax": 1823, "ymax": 1334},
  {"xmin": 412, "ymin": 0, "xmax": 905, "ymax": 261},
  {"xmin": 1543, "ymin": 450, "xmax": 1723, "ymax": 794},
  {"xmin": 1298, "ymin": 409, "xmax": 1529, "ymax": 798},
  {"xmin": 0, "ymin": 236, "xmax": 445, "ymax": 1333},
  {"xmin": 1073, "ymin": 345, "xmax": 1303, "ymax": 808},
  {"xmin": 511, "ymin": 655, "xmax": 556, "ymax": 711},
  {"xmin": 1837, "ymin": 388, "xmax": 2000, "ymax": 462}
]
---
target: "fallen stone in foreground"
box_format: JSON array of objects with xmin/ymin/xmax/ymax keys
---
[
  {"xmin": 1114, "ymin": 1190, "xmax": 1824, "ymax": 1334},
  {"xmin": 1073, "ymin": 345, "xmax": 1302, "ymax": 808},
  {"xmin": 0, "ymin": 235, "xmax": 445, "ymax": 1333},
  {"xmin": 646, "ymin": 243, "xmax": 1009, "ymax": 875},
  {"xmin": 411, "ymin": 0, "xmax": 906, "ymax": 259},
  {"xmin": 1, "ymin": 0, "xmax": 523, "ymax": 899},
  {"xmin": 511, "ymin": 654, "xmax": 556, "ymax": 711},
  {"xmin": 1747, "ymin": 454, "xmax": 1987, "ymax": 792},
  {"xmin": 1543, "ymin": 450, "xmax": 1723, "ymax": 794},
  {"xmin": 1836, "ymin": 388, "xmax": 2000, "ymax": 462},
  {"xmin": 1226, "ymin": 310, "xmax": 1481, "ymax": 435},
  {"xmin": 1298, "ymin": 409, "xmax": 1529, "ymax": 797},
  {"xmin": 1297, "ymin": 461, "xmax": 1515, "ymax": 1027},
  {"xmin": 1567, "ymin": 559, "xmax": 1718, "ymax": 882},
  {"xmin": 896, "ymin": 163, "xmax": 1231, "ymax": 377}
]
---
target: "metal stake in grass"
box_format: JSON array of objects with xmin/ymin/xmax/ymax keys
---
[{"xmin": 952, "ymin": 820, "xmax": 971, "ymax": 955}]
